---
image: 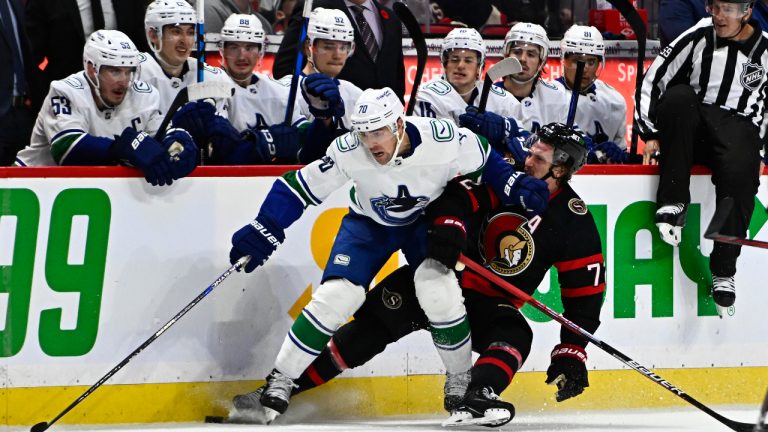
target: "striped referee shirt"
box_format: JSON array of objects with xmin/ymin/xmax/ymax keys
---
[{"xmin": 635, "ymin": 17, "xmax": 768, "ymax": 139}]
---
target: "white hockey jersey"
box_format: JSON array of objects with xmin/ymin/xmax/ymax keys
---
[
  {"xmin": 16, "ymin": 72, "xmax": 162, "ymax": 166},
  {"xmin": 138, "ymin": 53, "xmax": 231, "ymax": 116},
  {"xmin": 414, "ymin": 77, "xmax": 519, "ymax": 124},
  {"xmin": 229, "ymin": 72, "xmax": 308, "ymax": 131},
  {"xmin": 504, "ymin": 79, "xmax": 571, "ymax": 133},
  {"xmin": 283, "ymin": 116, "xmax": 491, "ymax": 227},
  {"xmin": 279, "ymin": 73, "xmax": 363, "ymax": 132},
  {"xmin": 555, "ymin": 77, "xmax": 627, "ymax": 148}
]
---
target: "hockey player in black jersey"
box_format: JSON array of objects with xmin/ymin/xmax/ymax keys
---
[
  {"xmin": 636, "ymin": 0, "xmax": 768, "ymax": 314},
  {"xmin": 232, "ymin": 123, "xmax": 605, "ymax": 427}
]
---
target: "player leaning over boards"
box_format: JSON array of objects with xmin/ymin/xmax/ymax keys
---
[
  {"xmin": 14, "ymin": 30, "xmax": 197, "ymax": 186},
  {"xmin": 636, "ymin": 0, "xmax": 768, "ymax": 314},
  {"xmin": 555, "ymin": 25, "xmax": 629, "ymax": 165},
  {"xmin": 228, "ymin": 87, "xmax": 550, "ymax": 423},
  {"xmin": 234, "ymin": 123, "xmax": 604, "ymax": 428},
  {"xmin": 171, "ymin": 13, "xmax": 336, "ymax": 165}
]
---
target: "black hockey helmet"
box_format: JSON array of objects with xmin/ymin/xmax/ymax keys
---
[{"xmin": 534, "ymin": 122, "xmax": 588, "ymax": 173}]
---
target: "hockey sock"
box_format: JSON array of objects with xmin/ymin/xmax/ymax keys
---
[
  {"xmin": 294, "ymin": 345, "xmax": 343, "ymax": 393},
  {"xmin": 471, "ymin": 343, "xmax": 523, "ymax": 395},
  {"xmin": 430, "ymin": 315, "xmax": 473, "ymax": 374}
]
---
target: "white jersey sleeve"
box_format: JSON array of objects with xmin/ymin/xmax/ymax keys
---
[
  {"xmin": 510, "ymin": 79, "xmax": 570, "ymax": 132},
  {"xmin": 416, "ymin": 77, "xmax": 518, "ymax": 124},
  {"xmin": 229, "ymin": 72, "xmax": 307, "ymax": 131},
  {"xmin": 553, "ymin": 78, "xmax": 628, "ymax": 148}
]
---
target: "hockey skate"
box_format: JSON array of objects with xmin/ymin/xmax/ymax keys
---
[
  {"xmin": 443, "ymin": 370, "xmax": 471, "ymax": 412},
  {"xmin": 259, "ymin": 369, "xmax": 297, "ymax": 424},
  {"xmin": 655, "ymin": 203, "xmax": 687, "ymax": 246},
  {"xmin": 712, "ymin": 275, "xmax": 735, "ymax": 317},
  {"xmin": 442, "ymin": 386, "xmax": 515, "ymax": 428}
]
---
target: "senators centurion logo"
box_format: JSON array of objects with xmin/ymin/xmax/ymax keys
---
[
  {"xmin": 740, "ymin": 62, "xmax": 765, "ymax": 92},
  {"xmin": 478, "ymin": 212, "xmax": 534, "ymax": 276}
]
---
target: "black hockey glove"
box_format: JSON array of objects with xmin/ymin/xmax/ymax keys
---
[
  {"xmin": 427, "ymin": 216, "xmax": 467, "ymax": 270},
  {"xmin": 545, "ymin": 344, "xmax": 589, "ymax": 402}
]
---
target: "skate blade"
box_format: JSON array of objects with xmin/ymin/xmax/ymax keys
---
[
  {"xmin": 263, "ymin": 407, "xmax": 281, "ymax": 424},
  {"xmin": 442, "ymin": 408, "xmax": 512, "ymax": 427},
  {"xmin": 204, "ymin": 415, "xmax": 265, "ymax": 425},
  {"xmin": 715, "ymin": 304, "xmax": 735, "ymax": 318}
]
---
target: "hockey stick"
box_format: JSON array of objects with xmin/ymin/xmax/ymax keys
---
[
  {"xmin": 757, "ymin": 387, "xmax": 768, "ymax": 431},
  {"xmin": 477, "ymin": 57, "xmax": 522, "ymax": 113},
  {"xmin": 393, "ymin": 2, "xmax": 426, "ymax": 116},
  {"xmin": 29, "ymin": 256, "xmax": 251, "ymax": 432},
  {"xmin": 704, "ymin": 197, "xmax": 768, "ymax": 249},
  {"xmin": 196, "ymin": 0, "xmax": 205, "ymax": 83},
  {"xmin": 154, "ymin": 81, "xmax": 236, "ymax": 142},
  {"xmin": 458, "ymin": 254, "xmax": 757, "ymax": 432},
  {"xmin": 284, "ymin": 0, "xmax": 314, "ymax": 126},
  {"xmin": 566, "ymin": 60, "xmax": 585, "ymax": 127},
  {"xmin": 607, "ymin": 0, "xmax": 646, "ymax": 157}
]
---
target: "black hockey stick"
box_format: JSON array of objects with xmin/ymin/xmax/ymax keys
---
[
  {"xmin": 196, "ymin": 0, "xmax": 205, "ymax": 83},
  {"xmin": 477, "ymin": 57, "xmax": 522, "ymax": 113},
  {"xmin": 459, "ymin": 254, "xmax": 757, "ymax": 432},
  {"xmin": 704, "ymin": 197, "xmax": 768, "ymax": 249},
  {"xmin": 757, "ymin": 387, "xmax": 768, "ymax": 431},
  {"xmin": 566, "ymin": 60, "xmax": 585, "ymax": 127},
  {"xmin": 393, "ymin": 2, "xmax": 426, "ymax": 116},
  {"xmin": 29, "ymin": 256, "xmax": 251, "ymax": 432},
  {"xmin": 607, "ymin": 0, "xmax": 646, "ymax": 157},
  {"xmin": 284, "ymin": 0, "xmax": 314, "ymax": 126}
]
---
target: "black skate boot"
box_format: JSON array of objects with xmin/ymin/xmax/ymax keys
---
[
  {"xmin": 442, "ymin": 386, "xmax": 515, "ymax": 428},
  {"xmin": 712, "ymin": 275, "xmax": 735, "ymax": 317},
  {"xmin": 655, "ymin": 203, "xmax": 687, "ymax": 246},
  {"xmin": 443, "ymin": 370, "xmax": 471, "ymax": 412},
  {"xmin": 259, "ymin": 369, "xmax": 297, "ymax": 424}
]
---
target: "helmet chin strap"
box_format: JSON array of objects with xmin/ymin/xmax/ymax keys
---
[
  {"xmin": 85, "ymin": 65, "xmax": 116, "ymax": 110},
  {"xmin": 385, "ymin": 122, "xmax": 406, "ymax": 167}
]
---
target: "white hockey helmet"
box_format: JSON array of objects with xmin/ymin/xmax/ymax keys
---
[
  {"xmin": 307, "ymin": 8, "xmax": 356, "ymax": 57},
  {"xmin": 352, "ymin": 87, "xmax": 406, "ymax": 166},
  {"xmin": 442, "ymin": 28, "xmax": 486, "ymax": 68},
  {"xmin": 83, "ymin": 30, "xmax": 141, "ymax": 106},
  {"xmin": 504, "ymin": 22, "xmax": 550, "ymax": 64},
  {"xmin": 144, "ymin": 0, "xmax": 197, "ymax": 54},
  {"xmin": 221, "ymin": 14, "xmax": 265, "ymax": 45},
  {"xmin": 561, "ymin": 25, "xmax": 605, "ymax": 58}
]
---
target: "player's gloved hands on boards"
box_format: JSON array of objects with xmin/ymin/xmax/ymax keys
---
[
  {"xmin": 301, "ymin": 73, "xmax": 344, "ymax": 119},
  {"xmin": 427, "ymin": 216, "xmax": 467, "ymax": 269},
  {"xmin": 595, "ymin": 141, "xmax": 629, "ymax": 164},
  {"xmin": 222, "ymin": 127, "xmax": 274, "ymax": 165},
  {"xmin": 230, "ymin": 216, "xmax": 285, "ymax": 272},
  {"xmin": 505, "ymin": 171, "xmax": 549, "ymax": 216},
  {"xmin": 162, "ymin": 127, "xmax": 198, "ymax": 178},
  {"xmin": 459, "ymin": 106, "xmax": 516, "ymax": 149},
  {"xmin": 113, "ymin": 127, "xmax": 174, "ymax": 186},
  {"xmin": 545, "ymin": 344, "xmax": 589, "ymax": 402},
  {"xmin": 266, "ymin": 124, "xmax": 302, "ymax": 162},
  {"xmin": 171, "ymin": 100, "xmax": 218, "ymax": 144}
]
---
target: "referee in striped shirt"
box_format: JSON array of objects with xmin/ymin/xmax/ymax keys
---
[{"xmin": 635, "ymin": 0, "xmax": 767, "ymax": 312}]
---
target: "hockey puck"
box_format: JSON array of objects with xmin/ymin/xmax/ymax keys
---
[{"xmin": 205, "ymin": 415, "xmax": 225, "ymax": 423}]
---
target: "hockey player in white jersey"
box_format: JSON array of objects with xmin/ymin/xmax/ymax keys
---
[
  {"xmin": 227, "ymin": 87, "xmax": 549, "ymax": 422},
  {"xmin": 556, "ymin": 25, "xmax": 629, "ymax": 164},
  {"xmin": 140, "ymin": 0, "xmax": 231, "ymax": 115},
  {"xmin": 15, "ymin": 30, "xmax": 197, "ymax": 186}
]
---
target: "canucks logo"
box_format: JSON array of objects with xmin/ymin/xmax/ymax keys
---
[{"xmin": 370, "ymin": 185, "xmax": 429, "ymax": 225}]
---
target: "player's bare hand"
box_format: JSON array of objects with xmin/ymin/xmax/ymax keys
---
[{"xmin": 643, "ymin": 139, "xmax": 660, "ymax": 165}]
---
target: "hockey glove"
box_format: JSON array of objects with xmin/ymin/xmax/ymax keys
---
[
  {"xmin": 301, "ymin": 73, "xmax": 343, "ymax": 119},
  {"xmin": 595, "ymin": 141, "xmax": 628, "ymax": 164},
  {"xmin": 230, "ymin": 216, "xmax": 285, "ymax": 272},
  {"xmin": 266, "ymin": 123, "xmax": 302, "ymax": 162},
  {"xmin": 426, "ymin": 216, "xmax": 467, "ymax": 270},
  {"xmin": 163, "ymin": 127, "xmax": 198, "ymax": 178},
  {"xmin": 545, "ymin": 344, "xmax": 589, "ymax": 402},
  {"xmin": 504, "ymin": 171, "xmax": 549, "ymax": 216},
  {"xmin": 221, "ymin": 127, "xmax": 274, "ymax": 165},
  {"xmin": 505, "ymin": 135, "xmax": 530, "ymax": 167},
  {"xmin": 113, "ymin": 127, "xmax": 174, "ymax": 186},
  {"xmin": 459, "ymin": 107, "xmax": 515, "ymax": 150},
  {"xmin": 170, "ymin": 100, "xmax": 218, "ymax": 144}
]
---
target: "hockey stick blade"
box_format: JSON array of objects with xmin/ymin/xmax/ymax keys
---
[
  {"xmin": 458, "ymin": 254, "xmax": 757, "ymax": 432},
  {"xmin": 394, "ymin": 2, "xmax": 426, "ymax": 116},
  {"xmin": 29, "ymin": 256, "xmax": 251, "ymax": 432},
  {"xmin": 704, "ymin": 197, "xmax": 768, "ymax": 249},
  {"xmin": 478, "ymin": 57, "xmax": 522, "ymax": 113}
]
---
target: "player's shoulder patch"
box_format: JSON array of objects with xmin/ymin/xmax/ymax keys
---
[
  {"xmin": 429, "ymin": 118, "xmax": 455, "ymax": 142},
  {"xmin": 539, "ymin": 80, "xmax": 558, "ymax": 90},
  {"xmin": 62, "ymin": 75, "xmax": 85, "ymax": 89},
  {"xmin": 490, "ymin": 85, "xmax": 506, "ymax": 96},
  {"xmin": 132, "ymin": 80, "xmax": 153, "ymax": 93},
  {"xmin": 335, "ymin": 133, "xmax": 359, "ymax": 152},
  {"xmin": 138, "ymin": 52, "xmax": 149, "ymax": 63},
  {"xmin": 423, "ymin": 79, "xmax": 452, "ymax": 96},
  {"xmin": 203, "ymin": 63, "xmax": 222, "ymax": 74},
  {"xmin": 568, "ymin": 198, "xmax": 588, "ymax": 215}
]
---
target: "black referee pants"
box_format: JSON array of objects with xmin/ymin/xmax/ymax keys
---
[{"xmin": 655, "ymin": 84, "xmax": 761, "ymax": 277}]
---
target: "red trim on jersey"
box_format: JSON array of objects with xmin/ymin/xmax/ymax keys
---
[
  {"xmin": 485, "ymin": 184, "xmax": 500, "ymax": 209},
  {"xmin": 555, "ymin": 253, "xmax": 604, "ymax": 272},
  {"xmin": 549, "ymin": 187, "xmax": 562, "ymax": 201},
  {"xmin": 475, "ymin": 357, "xmax": 515, "ymax": 382},
  {"xmin": 328, "ymin": 338, "xmax": 350, "ymax": 371},
  {"xmin": 561, "ymin": 283, "xmax": 605, "ymax": 298},
  {"xmin": 306, "ymin": 364, "xmax": 325, "ymax": 386},
  {"xmin": 487, "ymin": 344, "xmax": 523, "ymax": 368},
  {"xmin": 466, "ymin": 186, "xmax": 480, "ymax": 213}
]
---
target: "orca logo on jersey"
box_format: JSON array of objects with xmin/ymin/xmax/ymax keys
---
[
  {"xmin": 370, "ymin": 185, "xmax": 429, "ymax": 225},
  {"xmin": 479, "ymin": 211, "xmax": 534, "ymax": 276},
  {"xmin": 381, "ymin": 287, "xmax": 403, "ymax": 310},
  {"xmin": 740, "ymin": 62, "xmax": 765, "ymax": 92}
]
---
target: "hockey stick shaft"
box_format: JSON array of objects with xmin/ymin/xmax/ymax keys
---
[
  {"xmin": 196, "ymin": 0, "xmax": 205, "ymax": 83},
  {"xmin": 478, "ymin": 75, "xmax": 493, "ymax": 114},
  {"xmin": 704, "ymin": 197, "xmax": 768, "ymax": 249},
  {"xmin": 284, "ymin": 0, "xmax": 314, "ymax": 126},
  {"xmin": 29, "ymin": 257, "xmax": 250, "ymax": 432},
  {"xmin": 458, "ymin": 254, "xmax": 756, "ymax": 432},
  {"xmin": 566, "ymin": 61, "xmax": 585, "ymax": 127},
  {"xmin": 394, "ymin": 2, "xmax": 426, "ymax": 116}
]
